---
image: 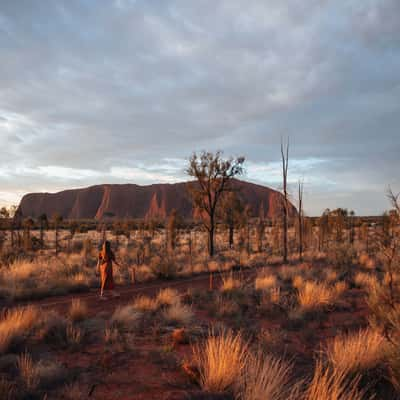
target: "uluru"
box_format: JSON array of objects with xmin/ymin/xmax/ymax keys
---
[{"xmin": 17, "ymin": 179, "xmax": 296, "ymax": 220}]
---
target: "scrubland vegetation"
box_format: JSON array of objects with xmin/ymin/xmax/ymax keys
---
[{"xmin": 0, "ymin": 155, "xmax": 399, "ymax": 398}]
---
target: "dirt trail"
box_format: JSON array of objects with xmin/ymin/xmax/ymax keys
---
[{"xmin": 2, "ymin": 267, "xmax": 261, "ymax": 316}]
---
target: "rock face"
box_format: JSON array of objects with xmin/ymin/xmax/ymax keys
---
[{"xmin": 17, "ymin": 179, "xmax": 297, "ymax": 220}]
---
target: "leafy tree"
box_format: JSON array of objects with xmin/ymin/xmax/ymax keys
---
[{"xmin": 186, "ymin": 151, "xmax": 244, "ymax": 257}]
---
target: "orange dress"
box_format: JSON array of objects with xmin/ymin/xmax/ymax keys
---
[{"xmin": 99, "ymin": 251, "xmax": 115, "ymax": 291}]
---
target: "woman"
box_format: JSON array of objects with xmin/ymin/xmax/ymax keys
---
[{"xmin": 97, "ymin": 240, "xmax": 121, "ymax": 299}]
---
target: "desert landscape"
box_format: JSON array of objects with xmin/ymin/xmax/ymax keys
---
[{"xmin": 1, "ymin": 1, "xmax": 400, "ymax": 399}]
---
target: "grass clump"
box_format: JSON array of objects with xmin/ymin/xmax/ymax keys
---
[
  {"xmin": 0, "ymin": 306, "xmax": 40, "ymax": 354},
  {"xmin": 238, "ymin": 351, "xmax": 297, "ymax": 400},
  {"xmin": 326, "ymin": 329, "xmax": 387, "ymax": 374},
  {"xmin": 156, "ymin": 288, "xmax": 180, "ymax": 306},
  {"xmin": 255, "ymin": 274, "xmax": 277, "ymax": 291},
  {"xmin": 162, "ymin": 302, "xmax": 193, "ymax": 326},
  {"xmin": 193, "ymin": 329, "xmax": 247, "ymax": 393},
  {"xmin": 304, "ymin": 360, "xmax": 363, "ymax": 400},
  {"xmin": 297, "ymin": 281, "xmax": 343, "ymax": 312},
  {"xmin": 68, "ymin": 298, "xmax": 88, "ymax": 323}
]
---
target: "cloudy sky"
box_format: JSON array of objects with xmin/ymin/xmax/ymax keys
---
[{"xmin": 1, "ymin": 0, "xmax": 399, "ymax": 215}]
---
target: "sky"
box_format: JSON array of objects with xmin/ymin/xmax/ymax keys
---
[{"xmin": 1, "ymin": 0, "xmax": 399, "ymax": 216}]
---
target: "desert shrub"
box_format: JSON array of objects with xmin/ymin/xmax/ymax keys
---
[
  {"xmin": 193, "ymin": 329, "xmax": 248, "ymax": 393},
  {"xmin": 156, "ymin": 288, "xmax": 180, "ymax": 306},
  {"xmin": 66, "ymin": 324, "xmax": 86, "ymax": 348},
  {"xmin": 354, "ymin": 272, "xmax": 378, "ymax": 289},
  {"xmin": 162, "ymin": 302, "xmax": 193, "ymax": 326},
  {"xmin": 237, "ymin": 351, "xmax": 297, "ymax": 400},
  {"xmin": 292, "ymin": 275, "xmax": 305, "ymax": 289},
  {"xmin": 60, "ymin": 382, "xmax": 88, "ymax": 399},
  {"xmin": 255, "ymin": 273, "xmax": 277, "ymax": 291},
  {"xmin": 297, "ymin": 281, "xmax": 342, "ymax": 312},
  {"xmin": 132, "ymin": 295, "xmax": 159, "ymax": 312},
  {"xmin": 37, "ymin": 311, "xmax": 68, "ymax": 345},
  {"xmin": 220, "ymin": 276, "xmax": 242, "ymax": 293},
  {"xmin": 0, "ymin": 377, "xmax": 16, "ymax": 400},
  {"xmin": 214, "ymin": 296, "xmax": 241, "ymax": 318},
  {"xmin": 68, "ymin": 298, "xmax": 88, "ymax": 323},
  {"xmin": 104, "ymin": 326, "xmax": 121, "ymax": 345},
  {"xmin": 150, "ymin": 256, "xmax": 177, "ymax": 279},
  {"xmin": 0, "ymin": 306, "xmax": 40, "ymax": 354},
  {"xmin": 326, "ymin": 329, "xmax": 387, "ymax": 375},
  {"xmin": 0, "ymin": 258, "xmax": 92, "ymax": 300},
  {"xmin": 304, "ymin": 360, "xmax": 363, "ymax": 400},
  {"xmin": 17, "ymin": 352, "xmax": 39, "ymax": 392},
  {"xmin": 17, "ymin": 352, "xmax": 66, "ymax": 392},
  {"xmin": 111, "ymin": 305, "xmax": 142, "ymax": 330},
  {"xmin": 327, "ymin": 244, "xmax": 356, "ymax": 269}
]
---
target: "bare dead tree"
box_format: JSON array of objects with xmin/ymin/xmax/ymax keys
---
[
  {"xmin": 388, "ymin": 186, "xmax": 400, "ymax": 214},
  {"xmin": 297, "ymin": 180, "xmax": 304, "ymax": 262},
  {"xmin": 281, "ymin": 138, "xmax": 289, "ymax": 263},
  {"xmin": 186, "ymin": 151, "xmax": 245, "ymax": 257}
]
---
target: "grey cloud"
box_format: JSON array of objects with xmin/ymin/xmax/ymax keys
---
[{"xmin": 0, "ymin": 0, "xmax": 399, "ymax": 214}]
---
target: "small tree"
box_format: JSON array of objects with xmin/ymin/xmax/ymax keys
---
[
  {"xmin": 23, "ymin": 217, "xmax": 34, "ymax": 251},
  {"xmin": 52, "ymin": 213, "xmax": 63, "ymax": 255},
  {"xmin": 38, "ymin": 213, "xmax": 48, "ymax": 250},
  {"xmin": 219, "ymin": 191, "xmax": 244, "ymax": 249},
  {"xmin": 186, "ymin": 151, "xmax": 245, "ymax": 257},
  {"xmin": 167, "ymin": 209, "xmax": 178, "ymax": 254}
]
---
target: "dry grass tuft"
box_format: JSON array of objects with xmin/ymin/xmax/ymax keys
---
[
  {"xmin": 0, "ymin": 306, "xmax": 40, "ymax": 354},
  {"xmin": 193, "ymin": 329, "xmax": 248, "ymax": 392},
  {"xmin": 326, "ymin": 329, "xmax": 387, "ymax": 374},
  {"xmin": 297, "ymin": 281, "xmax": 342, "ymax": 311},
  {"xmin": 0, "ymin": 377, "xmax": 15, "ymax": 400},
  {"xmin": 162, "ymin": 302, "xmax": 193, "ymax": 326},
  {"xmin": 68, "ymin": 298, "xmax": 88, "ymax": 323},
  {"xmin": 220, "ymin": 276, "xmax": 242, "ymax": 292},
  {"xmin": 354, "ymin": 272, "xmax": 378, "ymax": 289},
  {"xmin": 255, "ymin": 274, "xmax": 277, "ymax": 291},
  {"xmin": 132, "ymin": 295, "xmax": 159, "ymax": 312},
  {"xmin": 17, "ymin": 352, "xmax": 39, "ymax": 391},
  {"xmin": 111, "ymin": 305, "xmax": 142, "ymax": 329},
  {"xmin": 305, "ymin": 360, "xmax": 363, "ymax": 400},
  {"xmin": 238, "ymin": 351, "xmax": 297, "ymax": 400},
  {"xmin": 156, "ymin": 288, "xmax": 180, "ymax": 306}
]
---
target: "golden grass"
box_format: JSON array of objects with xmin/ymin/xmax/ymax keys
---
[
  {"xmin": 111, "ymin": 305, "xmax": 142, "ymax": 328},
  {"xmin": 156, "ymin": 288, "xmax": 180, "ymax": 306},
  {"xmin": 354, "ymin": 272, "xmax": 378, "ymax": 289},
  {"xmin": 220, "ymin": 276, "xmax": 242, "ymax": 292},
  {"xmin": 17, "ymin": 352, "xmax": 39, "ymax": 391},
  {"xmin": 193, "ymin": 329, "xmax": 248, "ymax": 392},
  {"xmin": 238, "ymin": 351, "xmax": 297, "ymax": 400},
  {"xmin": 68, "ymin": 298, "xmax": 88, "ymax": 322},
  {"xmin": 326, "ymin": 329, "xmax": 387, "ymax": 374},
  {"xmin": 293, "ymin": 275, "xmax": 305, "ymax": 289},
  {"xmin": 162, "ymin": 302, "xmax": 193, "ymax": 326},
  {"xmin": 297, "ymin": 281, "xmax": 342, "ymax": 311},
  {"xmin": 132, "ymin": 295, "xmax": 159, "ymax": 312},
  {"xmin": 0, "ymin": 306, "xmax": 40, "ymax": 354},
  {"xmin": 304, "ymin": 360, "xmax": 363, "ymax": 400},
  {"xmin": 255, "ymin": 274, "xmax": 277, "ymax": 291}
]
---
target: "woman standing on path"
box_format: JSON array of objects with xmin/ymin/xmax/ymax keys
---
[{"xmin": 97, "ymin": 240, "xmax": 121, "ymax": 299}]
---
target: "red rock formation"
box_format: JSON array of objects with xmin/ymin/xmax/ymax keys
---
[{"xmin": 17, "ymin": 179, "xmax": 296, "ymax": 220}]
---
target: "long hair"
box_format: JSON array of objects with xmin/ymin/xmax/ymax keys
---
[{"xmin": 100, "ymin": 240, "xmax": 113, "ymax": 261}]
